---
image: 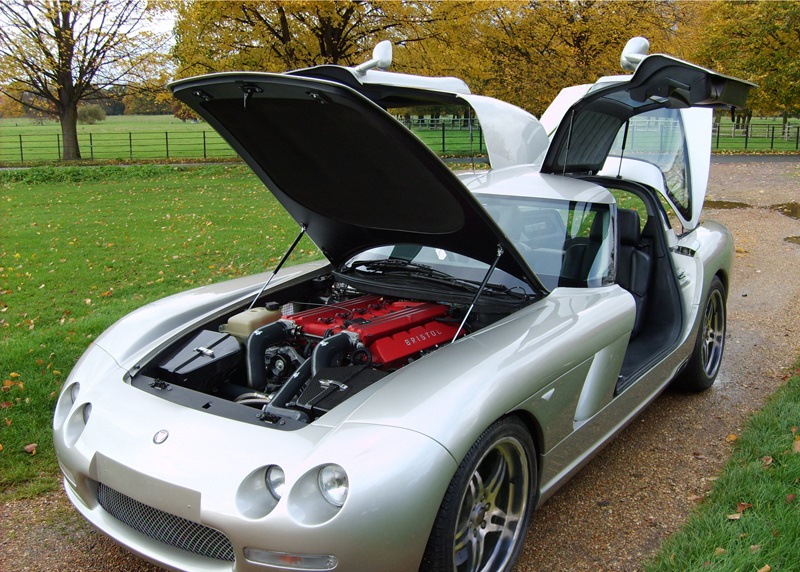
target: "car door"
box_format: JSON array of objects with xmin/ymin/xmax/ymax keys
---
[{"xmin": 540, "ymin": 53, "xmax": 754, "ymax": 230}]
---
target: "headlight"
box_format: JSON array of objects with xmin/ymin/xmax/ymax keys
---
[
  {"xmin": 82, "ymin": 403, "xmax": 92, "ymax": 424},
  {"xmin": 266, "ymin": 465, "xmax": 285, "ymax": 500},
  {"xmin": 70, "ymin": 382, "xmax": 80, "ymax": 404},
  {"xmin": 318, "ymin": 464, "xmax": 348, "ymax": 507}
]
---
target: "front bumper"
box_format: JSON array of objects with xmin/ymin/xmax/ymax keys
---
[{"xmin": 54, "ymin": 346, "xmax": 457, "ymax": 572}]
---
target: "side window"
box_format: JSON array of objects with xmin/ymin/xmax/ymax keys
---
[
  {"xmin": 481, "ymin": 196, "xmax": 612, "ymax": 290},
  {"xmin": 567, "ymin": 206, "xmax": 598, "ymax": 239},
  {"xmin": 609, "ymin": 108, "xmax": 691, "ymax": 222},
  {"xmin": 560, "ymin": 202, "xmax": 613, "ymax": 288},
  {"xmin": 609, "ymin": 190, "xmax": 648, "ymax": 232}
]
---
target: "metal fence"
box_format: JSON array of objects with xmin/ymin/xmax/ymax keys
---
[
  {"xmin": 0, "ymin": 130, "xmax": 239, "ymax": 163},
  {"xmin": 712, "ymin": 123, "xmax": 800, "ymax": 151},
  {"xmin": 0, "ymin": 121, "xmax": 797, "ymax": 164},
  {"xmin": 0, "ymin": 122, "xmax": 487, "ymax": 164}
]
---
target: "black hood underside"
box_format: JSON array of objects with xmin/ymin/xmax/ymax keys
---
[{"xmin": 170, "ymin": 72, "xmax": 541, "ymax": 293}]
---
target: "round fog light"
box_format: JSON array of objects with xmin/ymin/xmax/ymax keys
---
[
  {"xmin": 318, "ymin": 464, "xmax": 348, "ymax": 507},
  {"xmin": 266, "ymin": 465, "xmax": 285, "ymax": 500}
]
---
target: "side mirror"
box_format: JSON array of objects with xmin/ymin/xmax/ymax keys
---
[
  {"xmin": 620, "ymin": 37, "xmax": 650, "ymax": 72},
  {"xmin": 354, "ymin": 40, "xmax": 393, "ymax": 75}
]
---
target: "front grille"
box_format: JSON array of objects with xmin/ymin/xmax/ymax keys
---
[{"xmin": 97, "ymin": 483, "xmax": 235, "ymax": 562}]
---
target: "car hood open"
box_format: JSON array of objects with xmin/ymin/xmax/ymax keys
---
[{"xmin": 170, "ymin": 72, "xmax": 542, "ymax": 292}]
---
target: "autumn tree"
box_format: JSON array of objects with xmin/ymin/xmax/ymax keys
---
[
  {"xmin": 0, "ymin": 85, "xmax": 26, "ymax": 118},
  {"xmin": 461, "ymin": 0, "xmax": 692, "ymax": 116},
  {"xmin": 122, "ymin": 70, "xmax": 176, "ymax": 115},
  {"xmin": 171, "ymin": 0, "xmax": 700, "ymax": 119},
  {"xmin": 172, "ymin": 1, "xmax": 479, "ymax": 77},
  {"xmin": 694, "ymin": 0, "xmax": 799, "ymax": 123},
  {"xmin": 0, "ymin": 0, "xmax": 169, "ymax": 160}
]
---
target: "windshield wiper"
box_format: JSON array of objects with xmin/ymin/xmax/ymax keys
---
[
  {"xmin": 348, "ymin": 258, "xmax": 528, "ymax": 300},
  {"xmin": 348, "ymin": 258, "xmax": 454, "ymax": 280}
]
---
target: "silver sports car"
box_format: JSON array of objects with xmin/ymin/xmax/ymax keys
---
[{"xmin": 54, "ymin": 38, "xmax": 752, "ymax": 572}]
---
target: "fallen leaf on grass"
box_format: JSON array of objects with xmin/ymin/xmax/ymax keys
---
[
  {"xmin": 757, "ymin": 566, "xmax": 771, "ymax": 572},
  {"xmin": 9, "ymin": 372, "xmax": 20, "ymax": 379},
  {"xmin": 787, "ymin": 494, "xmax": 797, "ymax": 504},
  {"xmin": 0, "ymin": 443, "xmax": 3, "ymax": 452},
  {"xmin": 737, "ymin": 502, "xmax": 753, "ymax": 513},
  {"xmin": 727, "ymin": 513, "xmax": 742, "ymax": 520},
  {"xmin": 750, "ymin": 545, "xmax": 761, "ymax": 553},
  {"xmin": 726, "ymin": 434, "xmax": 738, "ymax": 443},
  {"xmin": 0, "ymin": 401, "xmax": 12, "ymax": 409},
  {"xmin": 761, "ymin": 456, "xmax": 773, "ymax": 467},
  {"xmin": 714, "ymin": 547, "xmax": 726, "ymax": 556},
  {"xmin": 24, "ymin": 443, "xmax": 37, "ymax": 455},
  {"xmin": 793, "ymin": 437, "xmax": 800, "ymax": 454}
]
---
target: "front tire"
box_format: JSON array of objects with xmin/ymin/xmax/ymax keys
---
[
  {"xmin": 420, "ymin": 417, "xmax": 535, "ymax": 572},
  {"xmin": 675, "ymin": 275, "xmax": 726, "ymax": 391}
]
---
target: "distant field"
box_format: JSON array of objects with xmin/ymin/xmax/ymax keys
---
[
  {"xmin": 0, "ymin": 114, "xmax": 487, "ymax": 162},
  {"xmin": 0, "ymin": 115, "xmax": 236, "ymax": 162},
  {"xmin": 0, "ymin": 113, "xmax": 798, "ymax": 164},
  {"xmin": 0, "ymin": 114, "xmax": 203, "ymax": 133}
]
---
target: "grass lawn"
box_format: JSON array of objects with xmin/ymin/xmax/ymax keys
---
[
  {"xmin": 0, "ymin": 164, "xmax": 319, "ymax": 500},
  {"xmin": 646, "ymin": 366, "xmax": 800, "ymax": 571}
]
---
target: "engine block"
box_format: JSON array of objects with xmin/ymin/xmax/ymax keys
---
[{"xmin": 284, "ymin": 295, "xmax": 462, "ymax": 367}]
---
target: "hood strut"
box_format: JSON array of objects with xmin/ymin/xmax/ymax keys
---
[
  {"xmin": 452, "ymin": 244, "xmax": 504, "ymax": 342},
  {"xmin": 248, "ymin": 224, "xmax": 307, "ymax": 310}
]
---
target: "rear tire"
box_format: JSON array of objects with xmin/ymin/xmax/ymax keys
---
[
  {"xmin": 420, "ymin": 417, "xmax": 535, "ymax": 572},
  {"xmin": 674, "ymin": 275, "xmax": 726, "ymax": 391}
]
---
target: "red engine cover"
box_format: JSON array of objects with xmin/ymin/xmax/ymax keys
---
[{"xmin": 284, "ymin": 295, "xmax": 462, "ymax": 366}]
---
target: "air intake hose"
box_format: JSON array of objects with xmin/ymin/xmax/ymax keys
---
[{"xmin": 246, "ymin": 321, "xmax": 291, "ymax": 389}]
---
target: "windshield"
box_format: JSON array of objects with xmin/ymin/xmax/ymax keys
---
[
  {"xmin": 478, "ymin": 195, "xmax": 614, "ymax": 290},
  {"xmin": 343, "ymin": 245, "xmax": 532, "ymax": 297},
  {"xmin": 343, "ymin": 196, "xmax": 613, "ymax": 293}
]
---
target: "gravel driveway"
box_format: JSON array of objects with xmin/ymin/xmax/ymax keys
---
[{"xmin": 2, "ymin": 158, "xmax": 799, "ymax": 572}]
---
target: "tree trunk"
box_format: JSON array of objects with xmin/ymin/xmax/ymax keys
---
[{"xmin": 60, "ymin": 103, "xmax": 81, "ymax": 160}]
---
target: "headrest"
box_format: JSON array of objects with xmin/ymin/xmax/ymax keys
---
[
  {"xmin": 589, "ymin": 210, "xmax": 608, "ymax": 241},
  {"xmin": 618, "ymin": 208, "xmax": 641, "ymax": 246}
]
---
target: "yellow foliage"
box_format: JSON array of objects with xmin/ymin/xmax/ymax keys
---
[{"xmin": 174, "ymin": 1, "xmax": 699, "ymax": 117}]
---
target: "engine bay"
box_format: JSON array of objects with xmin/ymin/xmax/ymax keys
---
[{"xmin": 134, "ymin": 274, "xmax": 526, "ymax": 429}]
